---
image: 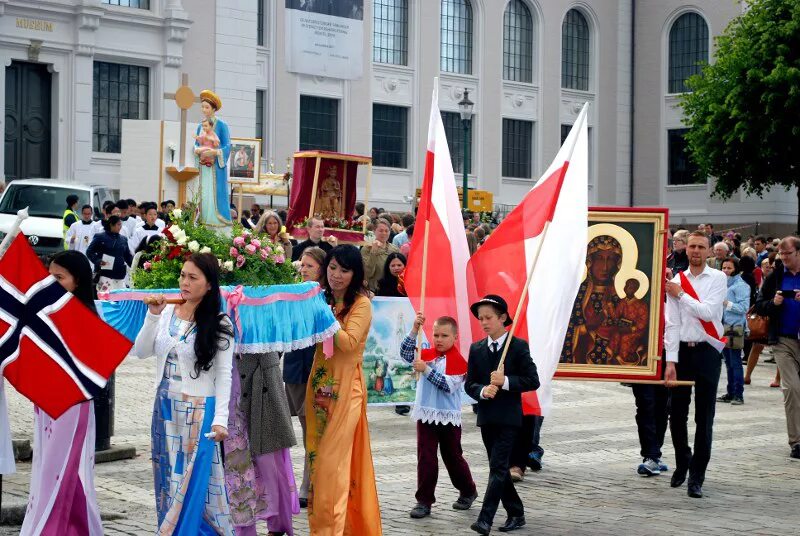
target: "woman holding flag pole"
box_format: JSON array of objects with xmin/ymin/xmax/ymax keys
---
[{"xmin": 20, "ymin": 251, "xmax": 104, "ymax": 536}]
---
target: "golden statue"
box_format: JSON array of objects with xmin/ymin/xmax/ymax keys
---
[{"xmin": 315, "ymin": 165, "xmax": 343, "ymax": 219}]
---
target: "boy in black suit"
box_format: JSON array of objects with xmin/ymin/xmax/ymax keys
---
[{"xmin": 466, "ymin": 295, "xmax": 539, "ymax": 534}]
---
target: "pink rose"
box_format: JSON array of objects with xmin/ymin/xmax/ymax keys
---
[
  {"xmin": 250, "ymin": 238, "xmax": 261, "ymax": 248},
  {"xmin": 229, "ymin": 246, "xmax": 239, "ymax": 257},
  {"xmin": 274, "ymin": 254, "xmax": 286, "ymax": 264},
  {"xmin": 233, "ymin": 236, "xmax": 246, "ymax": 247},
  {"xmin": 260, "ymin": 248, "xmax": 269, "ymax": 260},
  {"xmin": 245, "ymin": 244, "xmax": 257, "ymax": 255},
  {"xmin": 143, "ymin": 261, "xmax": 152, "ymax": 271},
  {"xmin": 236, "ymin": 255, "xmax": 246, "ymax": 268}
]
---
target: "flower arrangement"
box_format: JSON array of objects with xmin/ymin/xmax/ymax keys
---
[
  {"xmin": 132, "ymin": 204, "xmax": 299, "ymax": 289},
  {"xmin": 295, "ymin": 215, "xmax": 363, "ymax": 232}
]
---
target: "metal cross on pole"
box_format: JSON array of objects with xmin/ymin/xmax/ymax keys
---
[{"xmin": 164, "ymin": 72, "xmax": 201, "ymax": 207}]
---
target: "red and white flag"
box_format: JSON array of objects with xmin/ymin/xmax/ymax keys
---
[
  {"xmin": 405, "ymin": 79, "xmax": 473, "ymax": 357},
  {"xmin": 467, "ymin": 104, "xmax": 590, "ymax": 416},
  {"xmin": 0, "ymin": 233, "xmax": 132, "ymax": 419}
]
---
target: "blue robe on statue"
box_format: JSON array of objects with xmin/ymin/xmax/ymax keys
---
[{"xmin": 195, "ymin": 117, "xmax": 232, "ymax": 225}]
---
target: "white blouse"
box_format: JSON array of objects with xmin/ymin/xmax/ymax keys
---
[{"xmin": 132, "ymin": 305, "xmax": 233, "ymax": 428}]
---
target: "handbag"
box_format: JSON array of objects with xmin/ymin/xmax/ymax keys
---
[
  {"xmin": 746, "ymin": 306, "xmax": 769, "ymax": 341},
  {"xmin": 724, "ymin": 325, "xmax": 745, "ymax": 350}
]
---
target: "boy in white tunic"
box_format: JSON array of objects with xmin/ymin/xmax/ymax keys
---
[
  {"xmin": 65, "ymin": 204, "xmax": 97, "ymax": 256},
  {"xmin": 400, "ymin": 313, "xmax": 477, "ymax": 519}
]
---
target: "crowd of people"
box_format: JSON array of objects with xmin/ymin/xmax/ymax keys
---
[{"xmin": 21, "ymin": 199, "xmax": 800, "ymax": 535}]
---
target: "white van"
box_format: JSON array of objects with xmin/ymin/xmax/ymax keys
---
[{"xmin": 0, "ymin": 179, "xmax": 115, "ymax": 258}]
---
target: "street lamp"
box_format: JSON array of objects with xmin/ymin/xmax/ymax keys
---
[{"xmin": 458, "ymin": 88, "xmax": 474, "ymax": 210}]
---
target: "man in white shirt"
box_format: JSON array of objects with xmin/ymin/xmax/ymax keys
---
[
  {"xmin": 128, "ymin": 203, "xmax": 163, "ymax": 255},
  {"xmin": 65, "ymin": 204, "xmax": 97, "ymax": 256},
  {"xmin": 664, "ymin": 231, "xmax": 727, "ymax": 499}
]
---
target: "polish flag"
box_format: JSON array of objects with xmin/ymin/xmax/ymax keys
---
[
  {"xmin": 466, "ymin": 104, "xmax": 590, "ymax": 416},
  {"xmin": 405, "ymin": 79, "xmax": 473, "ymax": 356}
]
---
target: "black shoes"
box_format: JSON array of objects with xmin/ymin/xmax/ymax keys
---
[
  {"xmin": 453, "ymin": 492, "xmax": 479, "ymax": 510},
  {"xmin": 791, "ymin": 444, "xmax": 800, "ymax": 459},
  {"xmin": 687, "ymin": 482, "xmax": 703, "ymax": 498},
  {"xmin": 670, "ymin": 468, "xmax": 687, "ymax": 488},
  {"xmin": 395, "ymin": 405, "xmax": 411, "ymax": 416},
  {"xmin": 470, "ymin": 520, "xmax": 491, "ymax": 535},
  {"xmin": 498, "ymin": 516, "xmax": 526, "ymax": 532},
  {"xmin": 409, "ymin": 503, "xmax": 431, "ymax": 518},
  {"xmin": 716, "ymin": 393, "xmax": 733, "ymax": 403},
  {"xmin": 298, "ymin": 497, "xmax": 308, "ymax": 508}
]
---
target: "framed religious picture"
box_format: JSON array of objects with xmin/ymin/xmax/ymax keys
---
[
  {"xmin": 228, "ymin": 138, "xmax": 261, "ymax": 183},
  {"xmin": 556, "ymin": 207, "xmax": 669, "ymax": 382}
]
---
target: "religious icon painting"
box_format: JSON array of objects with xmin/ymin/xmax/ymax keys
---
[
  {"xmin": 228, "ymin": 138, "xmax": 262, "ymax": 183},
  {"xmin": 556, "ymin": 207, "xmax": 669, "ymax": 382}
]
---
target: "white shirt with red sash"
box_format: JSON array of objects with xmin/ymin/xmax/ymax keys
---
[{"xmin": 665, "ymin": 263, "xmax": 727, "ymax": 362}]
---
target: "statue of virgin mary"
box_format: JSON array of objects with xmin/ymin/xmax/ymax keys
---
[{"xmin": 194, "ymin": 90, "xmax": 232, "ymax": 226}]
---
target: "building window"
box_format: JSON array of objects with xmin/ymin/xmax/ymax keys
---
[
  {"xmin": 668, "ymin": 13, "xmax": 709, "ymax": 94},
  {"xmin": 373, "ymin": 0, "xmax": 408, "ymax": 65},
  {"xmin": 502, "ymin": 119, "xmax": 533, "ymax": 179},
  {"xmin": 503, "ymin": 0, "xmax": 533, "ymax": 83},
  {"xmin": 256, "ymin": 89, "xmax": 266, "ymax": 157},
  {"xmin": 441, "ymin": 111, "xmax": 472, "ymax": 174},
  {"xmin": 440, "ymin": 0, "xmax": 473, "ymax": 75},
  {"xmin": 372, "ymin": 104, "xmax": 408, "ymax": 168},
  {"xmin": 668, "ymin": 128, "xmax": 703, "ymax": 185},
  {"xmin": 257, "ymin": 0, "xmax": 265, "ymax": 46},
  {"xmin": 102, "ymin": 0, "xmax": 149, "ymax": 8},
  {"xmin": 299, "ymin": 96, "xmax": 338, "ymax": 152},
  {"xmin": 93, "ymin": 61, "xmax": 149, "ymax": 153},
  {"xmin": 561, "ymin": 9, "xmax": 590, "ymax": 91}
]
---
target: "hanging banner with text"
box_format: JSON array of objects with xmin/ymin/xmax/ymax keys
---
[{"xmin": 284, "ymin": 0, "xmax": 364, "ymax": 80}]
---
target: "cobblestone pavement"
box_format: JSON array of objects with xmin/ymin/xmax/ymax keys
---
[{"xmin": 3, "ymin": 351, "xmax": 800, "ymax": 535}]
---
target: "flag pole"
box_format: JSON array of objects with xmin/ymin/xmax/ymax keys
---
[
  {"xmin": 496, "ymin": 220, "xmax": 551, "ymax": 370},
  {"xmin": 415, "ymin": 219, "xmax": 431, "ymax": 365}
]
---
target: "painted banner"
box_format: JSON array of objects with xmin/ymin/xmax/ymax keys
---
[
  {"xmin": 284, "ymin": 0, "xmax": 364, "ymax": 80},
  {"xmin": 365, "ymin": 296, "xmax": 476, "ymax": 406}
]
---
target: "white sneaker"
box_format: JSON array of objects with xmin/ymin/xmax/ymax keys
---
[{"xmin": 637, "ymin": 458, "xmax": 661, "ymax": 476}]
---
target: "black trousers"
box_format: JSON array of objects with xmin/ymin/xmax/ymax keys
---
[
  {"xmin": 478, "ymin": 424, "xmax": 524, "ymax": 525},
  {"xmin": 510, "ymin": 415, "xmax": 544, "ymax": 468},
  {"xmin": 632, "ymin": 370, "xmax": 669, "ymax": 460},
  {"xmin": 668, "ymin": 342, "xmax": 722, "ymax": 485}
]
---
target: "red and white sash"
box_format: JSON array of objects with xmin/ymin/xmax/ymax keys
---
[{"xmin": 678, "ymin": 271, "xmax": 727, "ymax": 353}]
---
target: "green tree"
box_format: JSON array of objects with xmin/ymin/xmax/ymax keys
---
[{"xmin": 681, "ymin": 0, "xmax": 800, "ymax": 233}]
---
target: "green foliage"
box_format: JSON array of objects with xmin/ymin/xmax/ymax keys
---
[{"xmin": 680, "ymin": 0, "xmax": 800, "ymax": 215}]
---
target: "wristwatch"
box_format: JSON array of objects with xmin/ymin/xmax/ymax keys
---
[{"xmin": 677, "ymin": 290, "xmax": 685, "ymax": 299}]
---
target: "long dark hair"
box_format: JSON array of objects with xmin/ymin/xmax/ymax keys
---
[
  {"xmin": 376, "ymin": 252, "xmax": 406, "ymax": 297},
  {"xmin": 185, "ymin": 253, "xmax": 234, "ymax": 378},
  {"xmin": 50, "ymin": 251, "xmax": 97, "ymax": 315},
  {"xmin": 322, "ymin": 245, "xmax": 367, "ymax": 319}
]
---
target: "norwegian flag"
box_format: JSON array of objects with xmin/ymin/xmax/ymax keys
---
[{"xmin": 0, "ymin": 233, "xmax": 132, "ymax": 419}]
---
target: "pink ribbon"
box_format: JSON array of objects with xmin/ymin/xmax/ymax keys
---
[{"xmin": 223, "ymin": 285, "xmax": 246, "ymax": 341}]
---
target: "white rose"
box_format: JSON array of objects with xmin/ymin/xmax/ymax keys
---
[
  {"xmin": 223, "ymin": 260, "xmax": 234, "ymax": 272},
  {"xmin": 172, "ymin": 208, "xmax": 182, "ymax": 219},
  {"xmin": 200, "ymin": 246, "xmax": 211, "ymax": 254},
  {"xmin": 188, "ymin": 240, "xmax": 200, "ymax": 252},
  {"xmin": 274, "ymin": 245, "xmax": 285, "ymax": 255},
  {"xmin": 176, "ymin": 236, "xmax": 187, "ymax": 246}
]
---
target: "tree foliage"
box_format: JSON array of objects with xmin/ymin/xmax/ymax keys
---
[{"xmin": 680, "ymin": 0, "xmax": 800, "ymax": 229}]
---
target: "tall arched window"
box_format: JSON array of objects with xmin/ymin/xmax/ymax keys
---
[
  {"xmin": 561, "ymin": 9, "xmax": 590, "ymax": 91},
  {"xmin": 440, "ymin": 0, "xmax": 473, "ymax": 74},
  {"xmin": 373, "ymin": 0, "xmax": 408, "ymax": 65},
  {"xmin": 668, "ymin": 13, "xmax": 708, "ymax": 93},
  {"xmin": 503, "ymin": 0, "xmax": 533, "ymax": 83}
]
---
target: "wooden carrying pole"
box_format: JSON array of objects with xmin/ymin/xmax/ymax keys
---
[
  {"xmin": 415, "ymin": 219, "xmax": 431, "ymax": 363},
  {"xmin": 496, "ymin": 220, "xmax": 552, "ymax": 370},
  {"xmin": 556, "ymin": 377, "xmax": 695, "ymax": 387}
]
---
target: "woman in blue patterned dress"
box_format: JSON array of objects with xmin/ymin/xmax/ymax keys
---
[{"xmin": 134, "ymin": 252, "xmax": 235, "ymax": 535}]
